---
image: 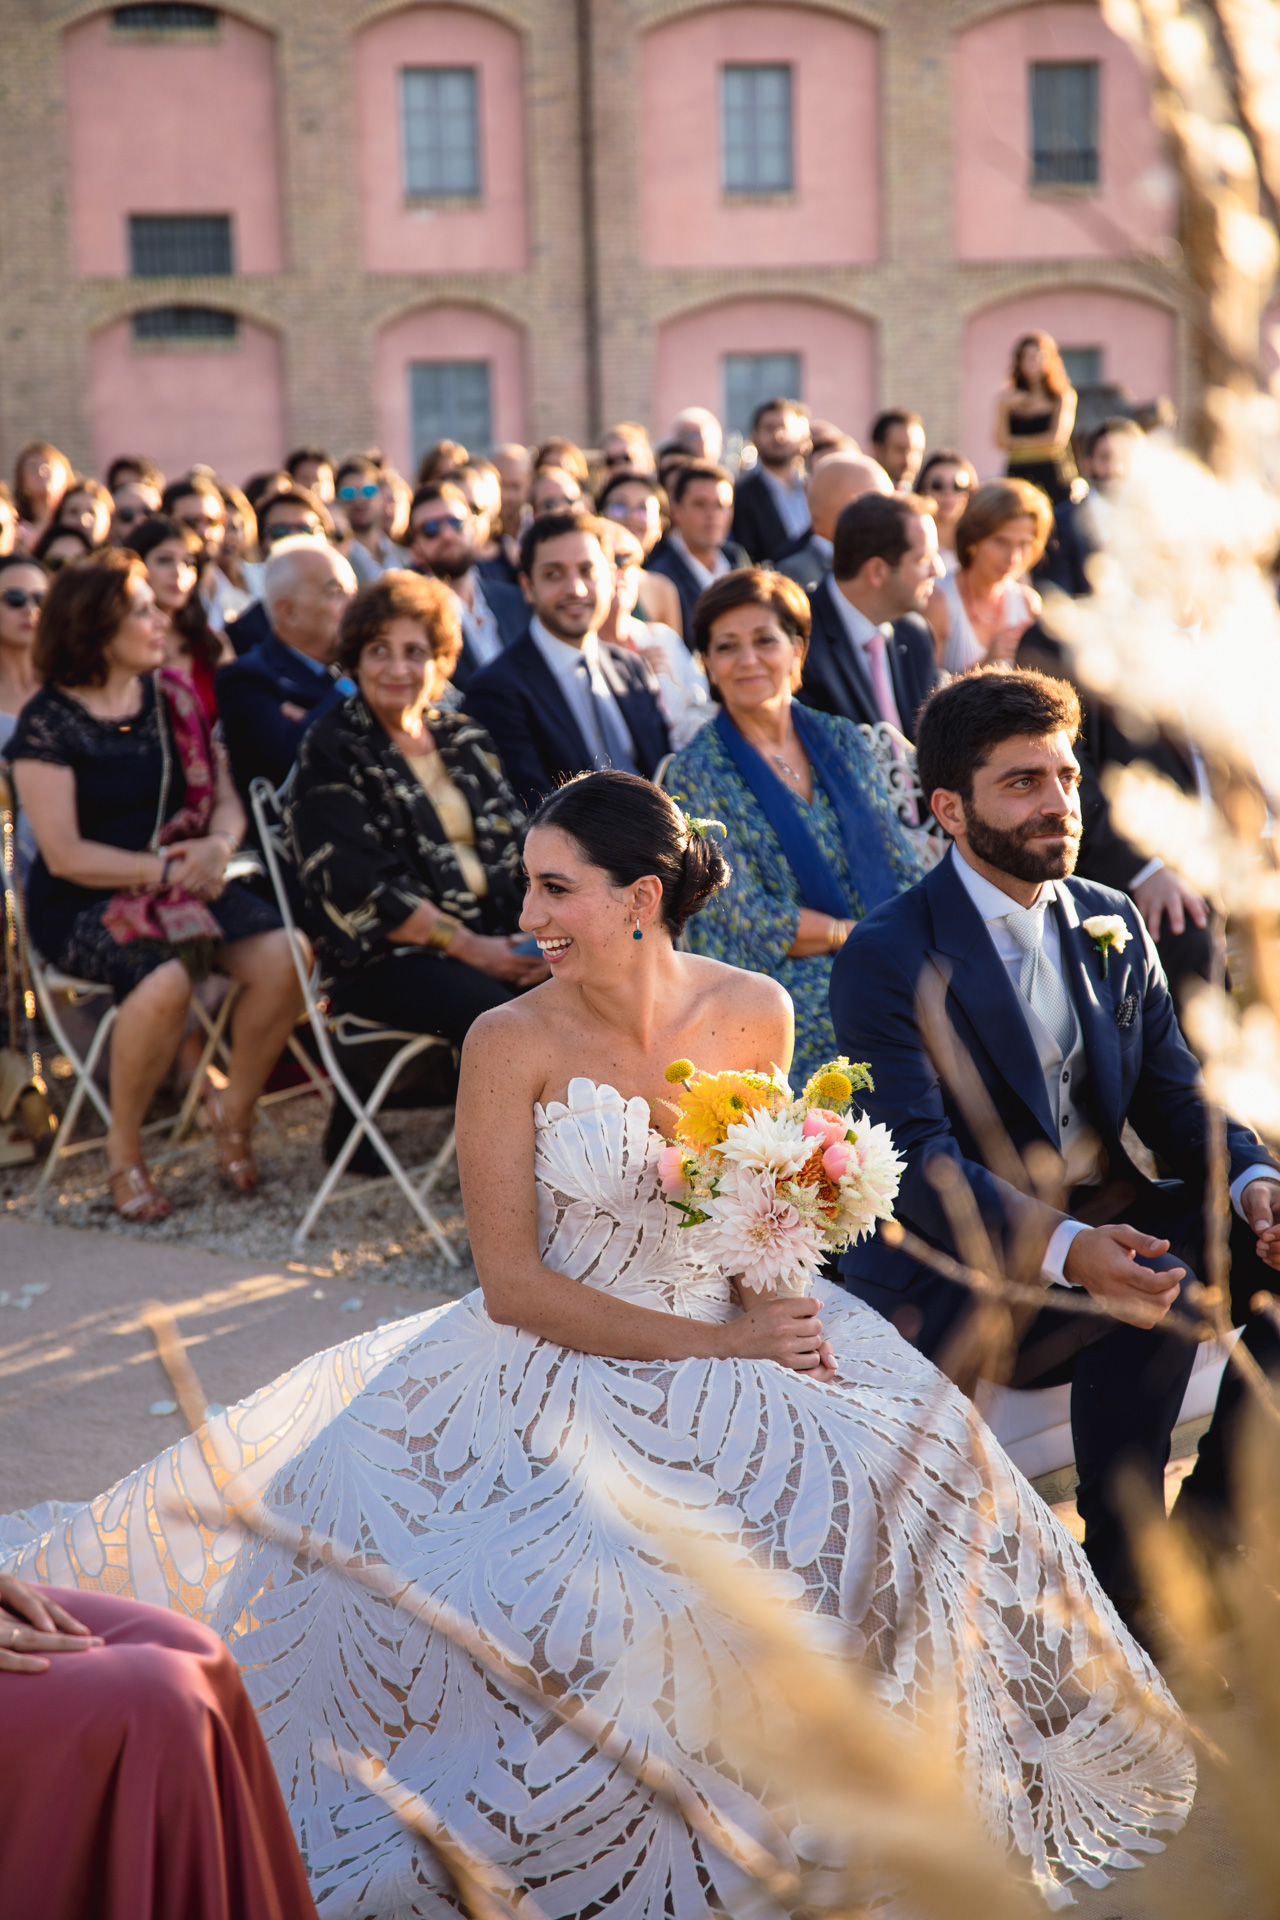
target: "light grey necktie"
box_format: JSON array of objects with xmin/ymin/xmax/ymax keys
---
[
  {"xmin": 574, "ymin": 654, "xmax": 637, "ymax": 772},
  {"xmin": 1003, "ymin": 905, "xmax": 1074, "ymax": 1056}
]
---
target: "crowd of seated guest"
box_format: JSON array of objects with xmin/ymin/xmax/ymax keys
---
[{"xmin": 0, "ymin": 352, "xmax": 1227, "ymax": 1230}]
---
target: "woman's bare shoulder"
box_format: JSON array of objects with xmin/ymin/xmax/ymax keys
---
[{"xmin": 681, "ymin": 953, "xmax": 792, "ymax": 1053}]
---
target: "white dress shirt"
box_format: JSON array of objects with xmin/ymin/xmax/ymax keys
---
[
  {"xmin": 828, "ymin": 590, "xmax": 905, "ymax": 733},
  {"xmin": 668, "ymin": 530, "xmax": 730, "ymax": 593},
  {"xmin": 528, "ymin": 617, "xmax": 638, "ymax": 773},
  {"xmin": 759, "ymin": 463, "xmax": 812, "ymax": 540},
  {"xmin": 950, "ymin": 846, "xmax": 1275, "ymax": 1283},
  {"xmin": 455, "ymin": 571, "xmax": 502, "ymax": 668}
]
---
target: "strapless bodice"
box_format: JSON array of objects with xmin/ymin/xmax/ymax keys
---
[{"xmin": 533, "ymin": 1077, "xmax": 733, "ymax": 1322}]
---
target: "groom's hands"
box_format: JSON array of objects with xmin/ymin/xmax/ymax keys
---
[
  {"xmin": 1062, "ymin": 1225, "xmax": 1185, "ymax": 1329},
  {"xmin": 1242, "ymin": 1179, "xmax": 1280, "ymax": 1271}
]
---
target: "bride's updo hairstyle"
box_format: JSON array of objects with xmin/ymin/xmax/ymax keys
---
[{"xmin": 529, "ymin": 771, "xmax": 730, "ymax": 936}]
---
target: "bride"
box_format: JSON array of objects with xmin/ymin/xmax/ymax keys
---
[{"xmin": 3, "ymin": 771, "xmax": 1192, "ymax": 1916}]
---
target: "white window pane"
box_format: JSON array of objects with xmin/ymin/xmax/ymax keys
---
[{"xmin": 402, "ymin": 67, "xmax": 480, "ymax": 198}]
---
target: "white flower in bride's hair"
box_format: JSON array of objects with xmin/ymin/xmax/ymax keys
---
[
  {"xmin": 834, "ymin": 1119, "xmax": 906, "ymax": 1242},
  {"xmin": 716, "ymin": 1106, "xmax": 811, "ymax": 1178},
  {"xmin": 698, "ymin": 1168, "xmax": 824, "ymax": 1295}
]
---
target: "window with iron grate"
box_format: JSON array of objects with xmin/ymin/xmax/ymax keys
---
[
  {"xmin": 129, "ymin": 215, "xmax": 233, "ymax": 277},
  {"xmin": 1030, "ymin": 62, "xmax": 1100, "ymax": 186},
  {"xmin": 133, "ymin": 306, "xmax": 238, "ymax": 341},
  {"xmin": 113, "ymin": 5, "xmax": 219, "ymax": 30}
]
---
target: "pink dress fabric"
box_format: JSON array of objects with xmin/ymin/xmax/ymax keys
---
[{"xmin": 0, "ymin": 1587, "xmax": 318, "ymax": 1920}]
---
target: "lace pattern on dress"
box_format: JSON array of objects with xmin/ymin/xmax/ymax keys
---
[{"xmin": 2, "ymin": 1079, "xmax": 1193, "ymax": 1918}]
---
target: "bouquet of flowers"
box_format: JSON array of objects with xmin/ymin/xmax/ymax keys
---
[{"xmin": 655, "ymin": 1057, "xmax": 905, "ymax": 1297}]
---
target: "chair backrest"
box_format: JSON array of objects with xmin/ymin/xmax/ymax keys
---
[
  {"xmin": 856, "ymin": 721, "xmax": 947, "ymax": 866},
  {"xmin": 250, "ymin": 776, "xmax": 326, "ymax": 1021}
]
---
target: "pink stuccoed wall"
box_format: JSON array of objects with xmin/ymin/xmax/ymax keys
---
[
  {"xmin": 639, "ymin": 7, "xmax": 878, "ymax": 270},
  {"xmin": 88, "ymin": 317, "xmax": 285, "ymax": 483},
  {"xmin": 654, "ymin": 300, "xmax": 876, "ymax": 445},
  {"xmin": 373, "ymin": 304, "xmax": 525, "ymax": 474},
  {"xmin": 953, "ymin": 3, "xmax": 1175, "ymax": 263},
  {"xmin": 63, "ymin": 11, "xmax": 283, "ymax": 277},
  {"xmin": 963, "ymin": 288, "xmax": 1177, "ymax": 478},
  {"xmin": 356, "ymin": 6, "xmax": 526, "ymax": 275}
]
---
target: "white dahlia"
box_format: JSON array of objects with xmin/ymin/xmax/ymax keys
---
[
  {"xmin": 716, "ymin": 1105, "xmax": 812, "ymax": 1178},
  {"xmin": 698, "ymin": 1167, "xmax": 825, "ymax": 1296},
  {"xmin": 835, "ymin": 1119, "xmax": 906, "ymax": 1241}
]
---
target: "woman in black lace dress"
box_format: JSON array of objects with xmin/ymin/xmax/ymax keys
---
[
  {"xmin": 9, "ymin": 551, "xmax": 303, "ymax": 1220},
  {"xmin": 287, "ymin": 570, "xmax": 547, "ymax": 1169}
]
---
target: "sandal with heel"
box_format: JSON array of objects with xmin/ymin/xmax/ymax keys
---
[
  {"xmin": 108, "ymin": 1163, "xmax": 171, "ymax": 1223},
  {"xmin": 204, "ymin": 1089, "xmax": 259, "ymax": 1193}
]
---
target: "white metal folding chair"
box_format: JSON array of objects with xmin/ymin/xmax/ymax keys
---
[{"xmin": 250, "ymin": 775, "xmax": 460, "ymax": 1264}]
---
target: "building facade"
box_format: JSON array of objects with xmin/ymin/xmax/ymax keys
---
[{"xmin": 0, "ymin": 0, "xmax": 1189, "ymax": 485}]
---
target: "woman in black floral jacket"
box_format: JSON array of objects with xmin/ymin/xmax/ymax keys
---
[{"xmin": 287, "ymin": 573, "xmax": 548, "ymax": 1151}]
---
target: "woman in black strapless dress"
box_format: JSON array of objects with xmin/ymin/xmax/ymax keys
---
[{"xmin": 995, "ymin": 330, "xmax": 1078, "ymax": 504}]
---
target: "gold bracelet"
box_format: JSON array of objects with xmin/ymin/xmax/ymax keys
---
[
  {"xmin": 828, "ymin": 918, "xmax": 849, "ymax": 952},
  {"xmin": 425, "ymin": 912, "xmax": 462, "ymax": 953}
]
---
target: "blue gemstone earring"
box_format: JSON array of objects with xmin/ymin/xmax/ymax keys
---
[{"xmin": 633, "ymin": 917, "xmax": 643, "ymax": 941}]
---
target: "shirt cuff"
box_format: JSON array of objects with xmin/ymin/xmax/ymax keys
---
[
  {"xmin": 1230, "ymin": 1166, "xmax": 1280, "ymax": 1218},
  {"xmin": 1043, "ymin": 1217, "xmax": 1091, "ymax": 1287},
  {"xmin": 1127, "ymin": 857, "xmax": 1164, "ymax": 891}
]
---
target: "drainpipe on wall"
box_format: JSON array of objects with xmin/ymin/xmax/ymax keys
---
[{"xmin": 575, "ymin": 0, "xmax": 604, "ymax": 444}]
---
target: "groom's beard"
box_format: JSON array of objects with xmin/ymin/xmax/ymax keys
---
[{"xmin": 961, "ymin": 798, "xmax": 1082, "ymax": 884}]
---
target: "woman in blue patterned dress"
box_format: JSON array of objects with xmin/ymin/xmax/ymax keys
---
[{"xmin": 663, "ymin": 569, "xmax": 925, "ymax": 1085}]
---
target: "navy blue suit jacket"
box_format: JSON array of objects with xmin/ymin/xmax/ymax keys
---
[
  {"xmin": 797, "ymin": 576, "xmax": 940, "ymax": 743},
  {"xmin": 216, "ymin": 634, "xmax": 348, "ymax": 803},
  {"xmin": 464, "ymin": 630, "xmax": 671, "ymax": 810},
  {"xmin": 829, "ymin": 852, "xmax": 1274, "ymax": 1339},
  {"xmin": 1034, "ymin": 493, "xmax": 1099, "ymax": 598},
  {"xmin": 645, "ymin": 534, "xmax": 750, "ymax": 639},
  {"xmin": 731, "ymin": 467, "xmax": 807, "ymax": 564}
]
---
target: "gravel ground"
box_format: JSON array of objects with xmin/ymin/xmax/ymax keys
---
[{"xmin": 1, "ymin": 1086, "xmax": 477, "ymax": 1300}]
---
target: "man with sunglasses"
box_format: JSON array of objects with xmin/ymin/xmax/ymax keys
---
[
  {"xmin": 407, "ymin": 480, "xmax": 526, "ymax": 689},
  {"xmin": 335, "ymin": 454, "xmax": 408, "ymax": 585}
]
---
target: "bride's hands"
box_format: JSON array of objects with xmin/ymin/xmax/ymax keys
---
[{"xmin": 725, "ymin": 1296, "xmax": 837, "ymax": 1385}]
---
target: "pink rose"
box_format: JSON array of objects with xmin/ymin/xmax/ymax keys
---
[
  {"xmin": 822, "ymin": 1142, "xmax": 852, "ymax": 1181},
  {"xmin": 803, "ymin": 1108, "xmax": 847, "ymax": 1149},
  {"xmin": 658, "ymin": 1144, "xmax": 688, "ymax": 1194}
]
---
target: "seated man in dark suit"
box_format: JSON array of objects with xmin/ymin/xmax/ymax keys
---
[
  {"xmin": 405, "ymin": 479, "xmax": 527, "ymax": 690},
  {"xmin": 731, "ymin": 398, "xmax": 812, "ymax": 564},
  {"xmin": 646, "ymin": 463, "xmax": 749, "ymax": 640},
  {"xmin": 222, "ymin": 482, "xmax": 335, "ymax": 657},
  {"xmin": 1035, "ymin": 417, "xmax": 1142, "ymax": 598},
  {"xmin": 465, "ymin": 512, "xmax": 670, "ymax": 810},
  {"xmin": 830, "ymin": 667, "xmax": 1280, "ymax": 1619},
  {"xmin": 216, "ymin": 536, "xmax": 357, "ymax": 804},
  {"xmin": 798, "ymin": 491, "xmax": 943, "ymax": 741}
]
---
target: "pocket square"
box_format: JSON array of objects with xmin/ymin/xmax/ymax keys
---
[{"xmin": 1116, "ymin": 992, "xmax": 1139, "ymax": 1030}]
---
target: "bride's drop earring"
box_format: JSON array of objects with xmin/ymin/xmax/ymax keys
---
[{"xmin": 633, "ymin": 915, "xmax": 643, "ymax": 942}]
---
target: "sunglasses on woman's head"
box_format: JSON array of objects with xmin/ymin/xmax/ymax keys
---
[
  {"xmin": 338, "ymin": 483, "xmax": 381, "ymax": 502},
  {"xmin": 0, "ymin": 587, "xmax": 44, "ymax": 610}
]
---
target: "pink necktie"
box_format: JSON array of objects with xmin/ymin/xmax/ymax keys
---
[{"xmin": 864, "ymin": 629, "xmax": 917, "ymax": 824}]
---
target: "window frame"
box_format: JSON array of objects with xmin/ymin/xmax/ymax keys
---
[
  {"xmin": 132, "ymin": 305, "xmax": 240, "ymax": 348},
  {"xmin": 400, "ymin": 65, "xmax": 483, "ymax": 204},
  {"xmin": 723, "ymin": 352, "xmax": 804, "ymax": 443},
  {"xmin": 128, "ymin": 214, "xmax": 235, "ymax": 278},
  {"xmin": 409, "ymin": 359, "xmax": 494, "ymax": 469},
  {"xmin": 1029, "ymin": 59, "xmax": 1101, "ymax": 192},
  {"xmin": 111, "ymin": 4, "xmax": 220, "ymax": 37},
  {"xmin": 720, "ymin": 62, "xmax": 795, "ymax": 199}
]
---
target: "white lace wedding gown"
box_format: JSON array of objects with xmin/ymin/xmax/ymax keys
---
[{"xmin": 2, "ymin": 1081, "xmax": 1192, "ymax": 1916}]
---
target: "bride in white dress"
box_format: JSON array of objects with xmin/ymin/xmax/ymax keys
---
[{"xmin": 3, "ymin": 771, "xmax": 1192, "ymax": 1917}]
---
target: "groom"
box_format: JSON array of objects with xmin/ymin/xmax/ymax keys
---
[{"xmin": 829, "ymin": 666, "xmax": 1280, "ymax": 1619}]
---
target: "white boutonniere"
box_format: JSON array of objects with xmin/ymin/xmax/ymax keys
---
[{"xmin": 1082, "ymin": 914, "xmax": 1131, "ymax": 978}]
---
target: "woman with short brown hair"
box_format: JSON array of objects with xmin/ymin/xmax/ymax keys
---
[
  {"xmin": 10, "ymin": 550, "xmax": 302, "ymax": 1219},
  {"xmin": 288, "ymin": 570, "xmax": 547, "ymax": 1169},
  {"xmin": 926, "ymin": 477, "xmax": 1050, "ymax": 670}
]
